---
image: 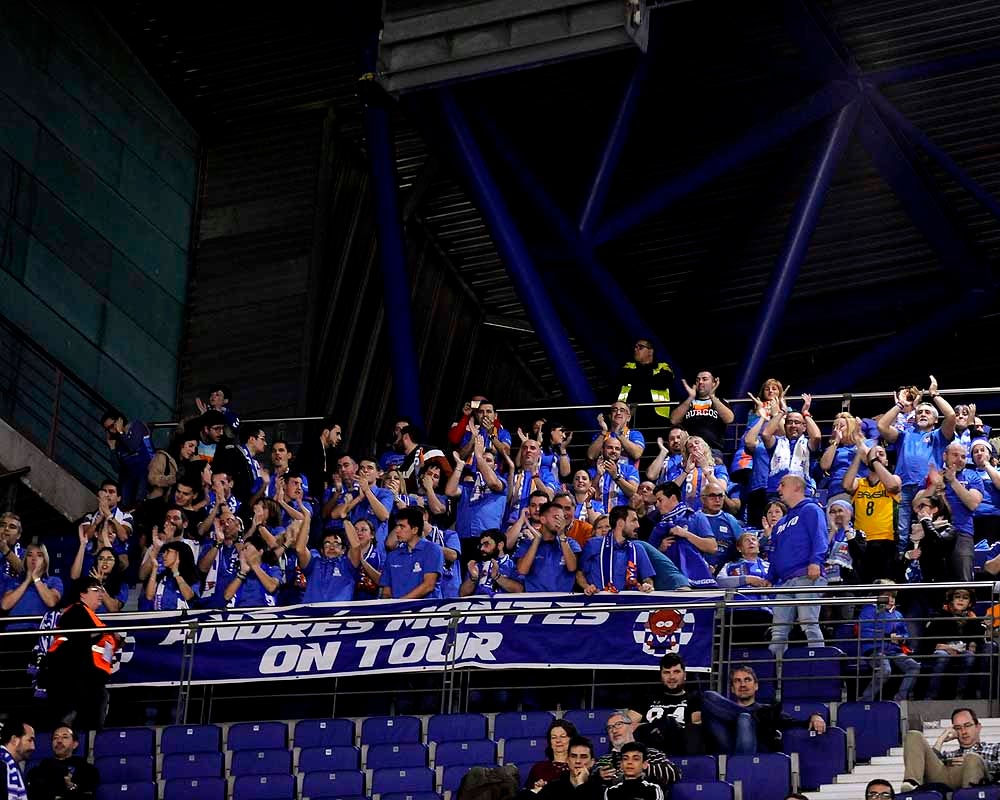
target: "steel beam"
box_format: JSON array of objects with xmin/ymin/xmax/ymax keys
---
[
  {"xmin": 594, "ymin": 80, "xmax": 856, "ymax": 245},
  {"xmin": 440, "ymin": 90, "xmax": 597, "ymax": 406},
  {"xmin": 869, "ymin": 46, "xmax": 1000, "ymax": 87},
  {"xmin": 735, "ymin": 100, "xmax": 859, "ymax": 398},
  {"xmin": 869, "ymin": 89, "xmax": 1000, "ymax": 226}
]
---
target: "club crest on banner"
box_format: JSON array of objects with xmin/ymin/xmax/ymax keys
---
[
  {"xmin": 110, "ymin": 631, "xmax": 136, "ymax": 674},
  {"xmin": 633, "ymin": 607, "xmax": 692, "ymax": 657}
]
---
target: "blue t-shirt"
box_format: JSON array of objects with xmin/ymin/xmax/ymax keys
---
[
  {"xmin": 231, "ymin": 564, "xmax": 283, "ymax": 607},
  {"xmin": 590, "ymin": 430, "xmax": 647, "ymax": 466},
  {"xmin": 895, "ymin": 427, "xmax": 952, "ymax": 487},
  {"xmin": 648, "ymin": 510, "xmax": 714, "ymax": 551},
  {"xmin": 945, "ymin": 469, "xmax": 987, "ymax": 535},
  {"xmin": 573, "ymin": 499, "xmax": 606, "ymax": 521},
  {"xmin": 468, "ymin": 554, "xmax": 524, "ymax": 596},
  {"xmin": 679, "ymin": 465, "xmax": 730, "ymax": 512},
  {"xmin": 380, "ymin": 537, "xmax": 445, "ymax": 599},
  {"xmin": 703, "ymin": 511, "xmax": 743, "ymax": 569},
  {"xmin": 4, "ymin": 576, "xmax": 63, "ymax": 630},
  {"xmin": 588, "ymin": 464, "xmax": 641, "ymax": 510},
  {"xmin": 515, "ymin": 536, "xmax": 581, "ymax": 593},
  {"xmin": 579, "ymin": 535, "xmax": 655, "ymax": 590},
  {"xmin": 140, "ymin": 574, "xmax": 200, "ymax": 611},
  {"xmin": 455, "ymin": 474, "xmax": 508, "ymax": 539},
  {"xmin": 303, "ymin": 553, "xmax": 359, "ymax": 603},
  {"xmin": 749, "ymin": 440, "xmax": 770, "ymax": 493},
  {"xmin": 507, "ymin": 468, "xmax": 560, "ymax": 522},
  {"xmin": 825, "ymin": 444, "xmax": 870, "ymax": 494},
  {"xmin": 655, "ymin": 453, "xmax": 686, "ymax": 484},
  {"xmin": 460, "ymin": 426, "xmax": 513, "ymax": 453},
  {"xmin": 425, "ymin": 526, "xmax": 462, "ymax": 598},
  {"xmin": 974, "ymin": 467, "xmax": 1000, "ymax": 517},
  {"xmin": 355, "ymin": 543, "xmax": 386, "ymax": 601}
]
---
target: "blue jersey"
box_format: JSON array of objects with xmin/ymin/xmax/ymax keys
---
[
  {"xmin": 355, "ymin": 543, "xmax": 385, "ymax": 601},
  {"xmin": 380, "ymin": 537, "xmax": 444, "ymax": 599},
  {"xmin": 303, "ymin": 553, "xmax": 359, "ymax": 603},
  {"xmin": 590, "ymin": 429, "xmax": 646, "ymax": 466},
  {"xmin": 231, "ymin": 564, "xmax": 282, "ymax": 608},
  {"xmin": 4, "ymin": 576, "xmax": 63, "ymax": 630},
  {"xmin": 515, "ymin": 536, "xmax": 581, "ymax": 593},
  {"xmin": 945, "ymin": 469, "xmax": 986, "ymax": 535},
  {"xmin": 588, "ymin": 463, "xmax": 641, "ymax": 510},
  {"xmin": 895, "ymin": 427, "xmax": 951, "ymax": 487},
  {"xmin": 574, "ymin": 499, "xmax": 606, "ymax": 521},
  {"xmin": 425, "ymin": 526, "xmax": 462, "ymax": 598},
  {"xmin": 455, "ymin": 474, "xmax": 508, "ymax": 538},
  {"xmin": 579, "ymin": 535, "xmax": 655, "ymax": 591},
  {"xmin": 718, "ymin": 556, "xmax": 770, "ymax": 586},
  {"xmin": 679, "ymin": 465, "xmax": 730, "ymax": 512},
  {"xmin": 655, "ymin": 453, "xmax": 686, "ymax": 484},
  {"xmin": 703, "ymin": 511, "xmax": 742, "ymax": 569},
  {"xmin": 469, "ymin": 554, "xmax": 524, "ymax": 596},
  {"xmin": 974, "ymin": 467, "xmax": 1000, "ymax": 517},
  {"xmin": 507, "ymin": 468, "xmax": 560, "ymax": 522},
  {"xmin": 825, "ymin": 444, "xmax": 870, "ymax": 494}
]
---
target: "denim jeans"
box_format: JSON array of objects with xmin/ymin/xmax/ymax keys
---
[
  {"xmin": 701, "ymin": 690, "xmax": 757, "ymax": 755},
  {"xmin": 769, "ymin": 575, "xmax": 827, "ymax": 658},
  {"xmin": 862, "ymin": 652, "xmax": 921, "ymax": 701},
  {"xmin": 926, "ymin": 649, "xmax": 977, "ymax": 699},
  {"xmin": 898, "ymin": 484, "xmax": 916, "ymax": 555}
]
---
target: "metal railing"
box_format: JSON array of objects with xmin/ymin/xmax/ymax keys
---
[{"xmin": 3, "ymin": 582, "xmax": 999, "ymax": 726}]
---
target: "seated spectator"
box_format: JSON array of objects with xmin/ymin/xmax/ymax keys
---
[
  {"xmin": 603, "ymin": 742, "xmax": 665, "ymax": 800},
  {"xmin": 70, "ymin": 537, "xmax": 127, "ymax": 613},
  {"xmin": 673, "ymin": 435, "xmax": 729, "ymax": 513},
  {"xmin": 457, "ymin": 399, "xmax": 512, "ymax": 460},
  {"xmin": 700, "ymin": 480, "xmax": 742, "ymax": 569},
  {"xmin": 753, "ymin": 396, "xmax": 821, "ymax": 500},
  {"xmin": 514, "ymin": 735, "xmax": 599, "ymax": 799},
  {"xmin": 588, "ymin": 437, "xmax": 640, "ymax": 511},
  {"xmin": 972, "ymin": 439, "xmax": 1000, "ymax": 540},
  {"xmin": 577, "ymin": 506, "xmax": 655, "ymax": 594},
  {"xmin": 142, "ymin": 540, "xmax": 199, "ymax": 611},
  {"xmin": 0, "ymin": 512, "xmax": 24, "ymax": 579},
  {"xmin": 628, "ymin": 653, "xmax": 704, "ymax": 756},
  {"xmin": 925, "ymin": 588, "xmax": 981, "ymax": 700},
  {"xmin": 146, "ymin": 429, "xmax": 199, "ymax": 502},
  {"xmin": 646, "ymin": 427, "xmax": 688, "ymax": 485},
  {"xmin": 194, "ymin": 383, "xmax": 240, "ymax": 433},
  {"xmin": 379, "ymin": 507, "xmax": 444, "ymax": 600},
  {"xmin": 669, "ymin": 370, "xmax": 734, "ymax": 454},
  {"xmin": 353, "ymin": 519, "xmax": 384, "ymax": 600},
  {"xmin": 459, "ymin": 528, "xmax": 524, "ymax": 596},
  {"xmin": 858, "ymin": 580, "xmax": 920, "ymax": 701},
  {"xmin": 593, "ymin": 712, "xmax": 678, "ymax": 792},
  {"xmin": 223, "ymin": 535, "xmax": 282, "ymax": 608},
  {"xmin": 592, "ymin": 514, "xmax": 610, "ymax": 538},
  {"xmin": 526, "ymin": 719, "xmax": 580, "ymax": 788},
  {"xmin": 901, "ymin": 707, "xmax": 995, "ymax": 791},
  {"xmin": 860, "ymin": 783, "xmax": 893, "ymax": 800},
  {"xmin": 78, "ymin": 481, "xmax": 133, "ymax": 570},
  {"xmin": 508, "ymin": 437, "xmax": 559, "ymax": 521},
  {"xmin": 446, "ymin": 439, "xmax": 508, "ymax": 562},
  {"xmin": 716, "ymin": 533, "xmax": 771, "ymax": 589},
  {"xmin": 587, "ymin": 402, "xmax": 646, "ymax": 467},
  {"xmin": 877, "ymin": 376, "xmax": 957, "ymax": 554},
  {"xmin": 819, "ymin": 412, "xmax": 866, "ymax": 503},
  {"xmin": 844, "ymin": 437, "xmax": 900, "ymax": 582},
  {"xmin": 570, "ymin": 469, "xmax": 606, "ymax": 523},
  {"xmin": 701, "ymin": 665, "xmax": 825, "ymax": 754},
  {"xmin": 1, "ymin": 544, "xmax": 62, "ymax": 629},
  {"xmin": 296, "ymin": 516, "xmax": 361, "ymax": 604},
  {"xmin": 101, "ymin": 407, "xmax": 154, "ymax": 510},
  {"xmin": 617, "ymin": 338, "xmax": 673, "ymax": 420},
  {"xmin": 648, "ymin": 483, "xmax": 717, "ymax": 587},
  {"xmin": 27, "ymin": 725, "xmax": 99, "ymax": 800},
  {"xmin": 516, "ymin": 502, "xmax": 580, "ymax": 593},
  {"xmin": 198, "ymin": 507, "xmax": 244, "ymax": 603}
]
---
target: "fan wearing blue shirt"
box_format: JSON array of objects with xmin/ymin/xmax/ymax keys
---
[
  {"xmin": 755, "ymin": 401, "xmax": 822, "ymax": 500},
  {"xmin": 646, "ymin": 427, "xmax": 688, "ymax": 486},
  {"xmin": 507, "ymin": 438, "xmax": 559, "ymax": 522},
  {"xmin": 379, "ymin": 506, "xmax": 445, "ymax": 600},
  {"xmin": 459, "ymin": 528, "xmax": 525, "ymax": 596},
  {"xmin": 971, "ymin": 440, "xmax": 1000, "ymax": 543},
  {"xmin": 587, "ymin": 402, "xmax": 647, "ymax": 467},
  {"xmin": 444, "ymin": 435, "xmax": 508, "ymax": 542},
  {"xmin": 295, "ymin": 518, "xmax": 362, "ymax": 604},
  {"xmin": 700, "ymin": 481, "xmax": 742, "ymax": 569},
  {"xmin": 420, "ymin": 507, "xmax": 462, "ymax": 598},
  {"xmin": 223, "ymin": 535, "xmax": 282, "ymax": 608},
  {"xmin": 877, "ymin": 376, "xmax": 957, "ymax": 554},
  {"xmin": 648, "ymin": 483, "xmax": 719, "ymax": 568},
  {"xmin": 515, "ymin": 502, "xmax": 580, "ymax": 593},
  {"xmin": 457, "ymin": 401, "xmax": 513, "ymax": 461},
  {"xmin": 588, "ymin": 438, "xmax": 640, "ymax": 511},
  {"xmin": 577, "ymin": 506, "xmax": 655, "ymax": 594}
]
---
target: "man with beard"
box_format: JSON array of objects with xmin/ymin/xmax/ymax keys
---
[
  {"xmin": 628, "ymin": 654, "xmax": 704, "ymax": 755},
  {"xmin": 460, "ymin": 528, "xmax": 524, "ymax": 596},
  {"xmin": 593, "ymin": 713, "xmax": 678, "ymax": 793},
  {"xmin": 577, "ymin": 506, "xmax": 654, "ymax": 594},
  {"xmin": 27, "ymin": 726, "xmax": 98, "ymax": 800}
]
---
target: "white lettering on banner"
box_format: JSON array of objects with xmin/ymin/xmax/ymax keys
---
[
  {"xmin": 383, "ymin": 600, "xmax": 610, "ymax": 630},
  {"xmin": 353, "ymin": 631, "xmax": 504, "ymax": 668},
  {"xmin": 259, "ymin": 642, "xmax": 342, "ymax": 674},
  {"xmin": 260, "ymin": 645, "xmax": 299, "ymax": 673},
  {"xmin": 299, "ymin": 642, "xmax": 340, "ymax": 671},
  {"xmin": 356, "ymin": 638, "xmax": 394, "ymax": 668}
]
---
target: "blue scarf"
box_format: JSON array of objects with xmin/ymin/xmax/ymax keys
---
[
  {"xmin": 600, "ymin": 533, "xmax": 640, "ymax": 591},
  {"xmin": 659, "ymin": 503, "xmax": 717, "ymax": 587},
  {"xmin": 1, "ymin": 746, "xmax": 27, "ymax": 800}
]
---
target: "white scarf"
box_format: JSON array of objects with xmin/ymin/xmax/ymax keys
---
[
  {"xmin": 1, "ymin": 746, "xmax": 27, "ymax": 800},
  {"xmin": 769, "ymin": 434, "xmax": 811, "ymax": 479}
]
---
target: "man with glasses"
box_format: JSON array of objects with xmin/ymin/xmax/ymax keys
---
[
  {"xmin": 617, "ymin": 339, "xmax": 674, "ymax": 421},
  {"xmin": 593, "ymin": 712, "xmax": 678, "ymax": 792},
  {"xmin": 588, "ymin": 402, "xmax": 646, "ymax": 467},
  {"xmin": 863, "ymin": 781, "xmax": 894, "ymax": 800},
  {"xmin": 901, "ymin": 707, "xmax": 995, "ymax": 791},
  {"xmin": 700, "ymin": 480, "xmax": 742, "ymax": 569},
  {"xmin": 0, "ymin": 512, "xmax": 24, "ymax": 579}
]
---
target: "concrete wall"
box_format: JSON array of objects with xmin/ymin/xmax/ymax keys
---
[{"xmin": 0, "ymin": 0, "xmax": 198, "ymax": 423}]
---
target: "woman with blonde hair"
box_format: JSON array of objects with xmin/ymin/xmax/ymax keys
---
[
  {"xmin": 674, "ymin": 435, "xmax": 729, "ymax": 512},
  {"xmin": 820, "ymin": 412, "xmax": 864, "ymax": 503}
]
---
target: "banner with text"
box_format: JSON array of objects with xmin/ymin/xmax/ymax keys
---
[{"xmin": 106, "ymin": 592, "xmax": 718, "ymax": 687}]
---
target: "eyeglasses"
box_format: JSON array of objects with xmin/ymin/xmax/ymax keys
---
[
  {"xmin": 606, "ymin": 721, "xmax": 629, "ymax": 731},
  {"xmin": 953, "ymin": 721, "xmax": 978, "ymax": 731},
  {"xmin": 867, "ymin": 792, "xmax": 893, "ymax": 799},
  {"xmin": 705, "ymin": 493, "xmax": 725, "ymax": 499}
]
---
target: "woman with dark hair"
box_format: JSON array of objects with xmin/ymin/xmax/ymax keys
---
[
  {"xmin": 525, "ymin": 719, "xmax": 580, "ymax": 788},
  {"xmin": 147, "ymin": 430, "xmax": 199, "ymax": 501},
  {"xmin": 143, "ymin": 541, "xmax": 199, "ymax": 610},
  {"xmin": 223, "ymin": 535, "xmax": 282, "ymax": 608},
  {"xmin": 70, "ymin": 533, "xmax": 127, "ymax": 613}
]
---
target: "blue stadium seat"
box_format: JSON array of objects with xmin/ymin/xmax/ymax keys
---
[
  {"xmin": 781, "ymin": 646, "xmax": 846, "ymax": 701},
  {"xmin": 562, "ymin": 709, "xmax": 616, "ymax": 737},
  {"xmin": 161, "ymin": 724, "xmax": 222, "ymax": 755},
  {"xmin": 591, "ymin": 733, "xmax": 611, "ymax": 757},
  {"xmin": 441, "ymin": 764, "xmax": 474, "ymax": 794},
  {"xmin": 382, "ymin": 794, "xmax": 442, "ymax": 800},
  {"xmin": 94, "ymin": 756, "xmax": 155, "ymax": 784},
  {"xmin": 501, "ymin": 736, "xmax": 546, "ymax": 766},
  {"xmin": 228, "ymin": 721, "xmax": 288, "ymax": 752},
  {"xmin": 96, "ymin": 783, "xmax": 156, "ymax": 800},
  {"xmin": 94, "ymin": 728, "xmax": 155, "ymax": 758},
  {"xmin": 294, "ymin": 718, "xmax": 356, "ymax": 749},
  {"xmin": 164, "ymin": 777, "xmax": 226, "ymax": 800},
  {"xmin": 301, "ymin": 769, "xmax": 365, "ymax": 799},
  {"xmin": 434, "ymin": 740, "xmax": 497, "ymax": 768},
  {"xmin": 837, "ymin": 700, "xmax": 901, "ymax": 761},
  {"xmin": 231, "ymin": 749, "xmax": 292, "ymax": 777},
  {"xmin": 673, "ymin": 782, "xmax": 735, "ymax": 800},
  {"xmin": 727, "ymin": 647, "xmax": 776, "ymax": 702},
  {"xmin": 782, "ymin": 727, "xmax": 847, "ymax": 790},
  {"xmin": 162, "ymin": 752, "xmax": 224, "ymax": 780},
  {"xmin": 371, "ymin": 767, "xmax": 435, "ymax": 795},
  {"xmin": 954, "ymin": 789, "xmax": 1000, "ymax": 800},
  {"xmin": 674, "ymin": 755, "xmax": 718, "ymax": 782},
  {"xmin": 725, "ymin": 753, "xmax": 790, "ymax": 800},
  {"xmin": 900, "ymin": 793, "xmax": 944, "ymax": 800},
  {"xmin": 782, "ymin": 701, "xmax": 830, "ymax": 723},
  {"xmin": 366, "ymin": 742, "xmax": 428, "ymax": 770},
  {"xmin": 298, "ymin": 745, "xmax": 360, "ymax": 772},
  {"xmin": 361, "ymin": 715, "xmax": 422, "ymax": 746},
  {"xmin": 426, "ymin": 712, "xmax": 488, "ymax": 743},
  {"xmin": 494, "ymin": 711, "xmax": 555, "ymax": 741},
  {"xmin": 233, "ymin": 774, "xmax": 296, "ymax": 800}
]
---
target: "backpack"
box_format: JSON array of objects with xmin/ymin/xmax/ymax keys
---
[{"xmin": 457, "ymin": 765, "xmax": 520, "ymax": 800}]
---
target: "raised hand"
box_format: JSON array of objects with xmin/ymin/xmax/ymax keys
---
[
  {"xmin": 657, "ymin": 436, "xmax": 667, "ymax": 452},
  {"xmin": 682, "ymin": 379, "xmax": 696, "ymax": 399},
  {"xmin": 596, "ymin": 413, "xmax": 608, "ymax": 433},
  {"xmin": 801, "ymin": 393, "xmax": 813, "ymax": 414},
  {"xmin": 747, "ymin": 393, "xmax": 765, "ymax": 415},
  {"xmin": 928, "ymin": 374, "xmax": 939, "ymax": 396},
  {"xmin": 517, "ymin": 427, "xmax": 529, "ymax": 444},
  {"xmin": 467, "ymin": 560, "xmax": 480, "ymax": 580}
]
